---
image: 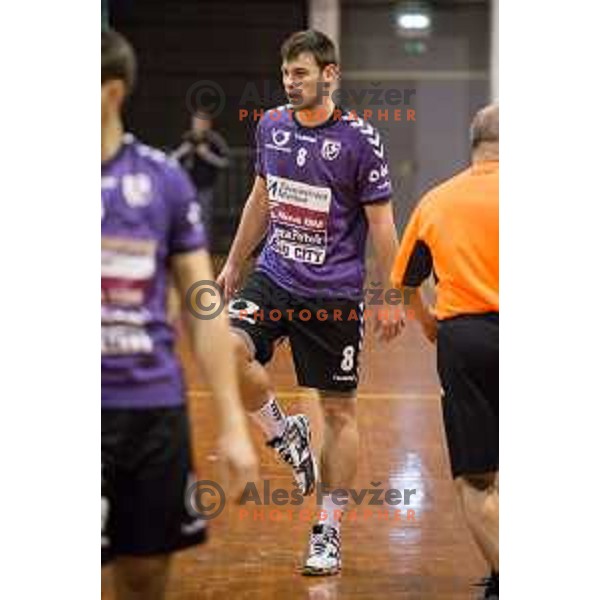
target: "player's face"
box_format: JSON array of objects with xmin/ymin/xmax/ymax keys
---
[{"xmin": 282, "ymin": 52, "xmax": 337, "ymax": 111}]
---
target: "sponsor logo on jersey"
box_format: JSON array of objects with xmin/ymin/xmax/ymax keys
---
[
  {"xmin": 101, "ymin": 237, "xmax": 157, "ymax": 355},
  {"xmin": 321, "ymin": 138, "xmax": 341, "ymax": 161},
  {"xmin": 101, "ymin": 237, "xmax": 157, "ymax": 307},
  {"xmin": 294, "ymin": 133, "xmax": 317, "ymax": 144},
  {"xmin": 368, "ymin": 163, "xmax": 390, "ymax": 183},
  {"xmin": 266, "ymin": 175, "xmax": 331, "ymax": 212},
  {"xmin": 266, "ymin": 176, "xmax": 332, "ymax": 266},
  {"xmin": 122, "ymin": 173, "xmax": 153, "ymax": 208},
  {"xmin": 272, "ymin": 129, "xmax": 291, "ymax": 147}
]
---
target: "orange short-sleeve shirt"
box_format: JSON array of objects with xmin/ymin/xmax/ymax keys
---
[{"xmin": 391, "ymin": 161, "xmax": 499, "ymax": 320}]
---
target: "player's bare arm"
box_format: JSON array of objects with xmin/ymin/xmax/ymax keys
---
[
  {"xmin": 171, "ymin": 249, "xmax": 258, "ymax": 498},
  {"xmin": 217, "ymin": 176, "xmax": 270, "ymax": 300},
  {"xmin": 364, "ymin": 201, "xmax": 405, "ymax": 342}
]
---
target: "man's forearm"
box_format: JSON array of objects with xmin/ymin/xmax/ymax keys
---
[
  {"xmin": 372, "ymin": 225, "xmax": 400, "ymax": 296},
  {"xmin": 171, "ymin": 141, "xmax": 194, "ymax": 161},
  {"xmin": 172, "ymin": 250, "xmax": 248, "ymax": 431},
  {"xmin": 364, "ymin": 202, "xmax": 399, "ymax": 294},
  {"xmin": 187, "ymin": 311, "xmax": 247, "ymax": 432}
]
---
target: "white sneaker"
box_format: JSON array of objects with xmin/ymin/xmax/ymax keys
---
[
  {"xmin": 302, "ymin": 524, "xmax": 342, "ymax": 576},
  {"xmin": 267, "ymin": 414, "xmax": 318, "ymax": 496}
]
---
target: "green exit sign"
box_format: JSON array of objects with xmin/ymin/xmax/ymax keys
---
[{"xmin": 404, "ymin": 40, "xmax": 427, "ymax": 55}]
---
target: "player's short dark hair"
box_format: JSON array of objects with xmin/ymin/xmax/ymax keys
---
[
  {"xmin": 280, "ymin": 29, "xmax": 339, "ymax": 70},
  {"xmin": 102, "ymin": 28, "xmax": 137, "ymax": 93}
]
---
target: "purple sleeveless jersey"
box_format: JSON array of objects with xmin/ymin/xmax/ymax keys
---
[
  {"xmin": 101, "ymin": 134, "xmax": 206, "ymax": 409},
  {"xmin": 254, "ymin": 106, "xmax": 393, "ymax": 299}
]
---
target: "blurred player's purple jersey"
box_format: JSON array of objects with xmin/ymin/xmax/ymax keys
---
[
  {"xmin": 255, "ymin": 106, "xmax": 393, "ymax": 298},
  {"xmin": 101, "ymin": 134, "xmax": 206, "ymax": 409}
]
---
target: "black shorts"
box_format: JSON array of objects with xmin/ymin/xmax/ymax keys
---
[
  {"xmin": 437, "ymin": 313, "xmax": 499, "ymax": 478},
  {"xmin": 101, "ymin": 406, "xmax": 207, "ymax": 565},
  {"xmin": 228, "ymin": 271, "xmax": 364, "ymax": 393}
]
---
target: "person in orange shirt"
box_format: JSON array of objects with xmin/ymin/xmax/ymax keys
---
[{"xmin": 391, "ymin": 104, "xmax": 499, "ymax": 599}]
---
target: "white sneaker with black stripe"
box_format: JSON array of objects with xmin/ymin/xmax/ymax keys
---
[
  {"xmin": 267, "ymin": 414, "xmax": 317, "ymax": 496},
  {"xmin": 302, "ymin": 524, "xmax": 342, "ymax": 576}
]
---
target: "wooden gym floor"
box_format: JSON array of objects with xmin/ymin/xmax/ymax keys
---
[{"xmin": 102, "ymin": 319, "xmax": 488, "ymax": 599}]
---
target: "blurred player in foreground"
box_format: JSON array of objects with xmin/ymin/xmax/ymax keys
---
[
  {"xmin": 101, "ymin": 29, "xmax": 257, "ymax": 600},
  {"xmin": 392, "ymin": 105, "xmax": 499, "ymax": 599},
  {"xmin": 218, "ymin": 30, "xmax": 403, "ymax": 575}
]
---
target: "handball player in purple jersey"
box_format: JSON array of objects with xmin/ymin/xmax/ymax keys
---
[
  {"xmin": 218, "ymin": 30, "xmax": 403, "ymax": 575},
  {"xmin": 101, "ymin": 29, "xmax": 257, "ymax": 599}
]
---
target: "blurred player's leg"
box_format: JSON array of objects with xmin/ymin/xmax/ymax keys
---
[
  {"xmin": 303, "ymin": 392, "xmax": 358, "ymax": 575},
  {"xmin": 113, "ymin": 556, "xmax": 171, "ymax": 600}
]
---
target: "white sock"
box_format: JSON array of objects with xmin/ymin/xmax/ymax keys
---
[
  {"xmin": 317, "ymin": 493, "xmax": 346, "ymax": 530},
  {"xmin": 250, "ymin": 397, "xmax": 287, "ymax": 441}
]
